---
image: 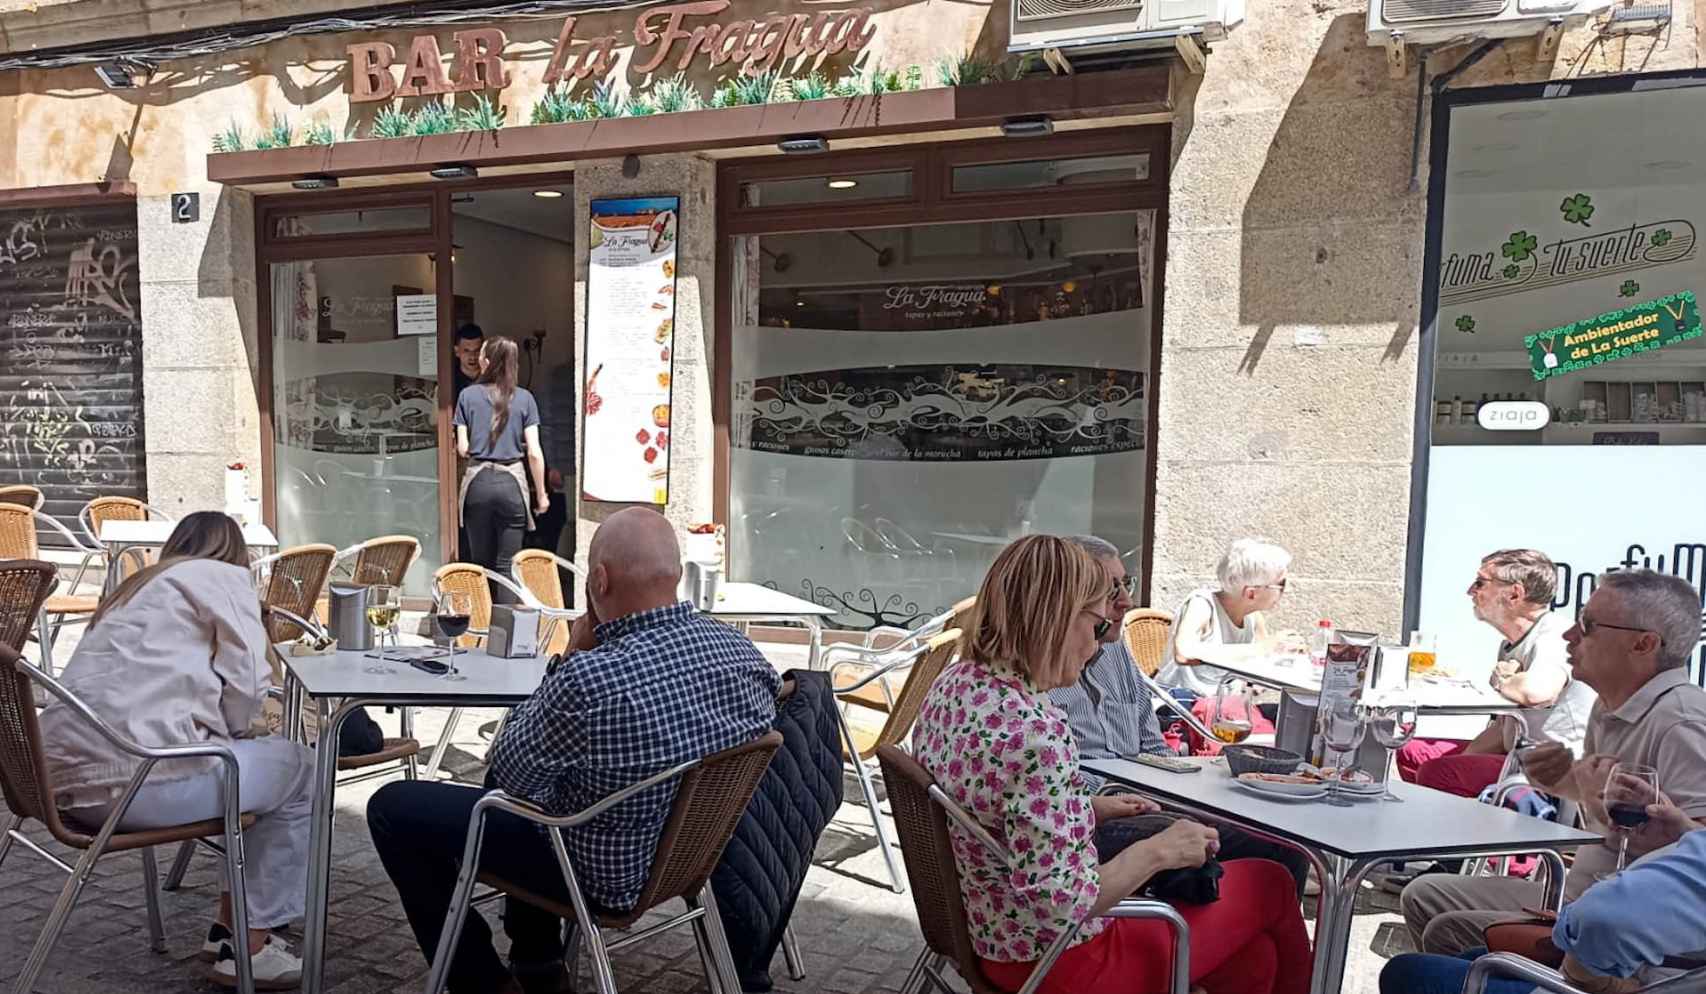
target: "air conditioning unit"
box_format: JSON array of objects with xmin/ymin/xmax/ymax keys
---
[
  {"xmin": 1008, "ymin": 0, "xmax": 1244, "ymax": 55},
  {"xmin": 1367, "ymin": 0, "xmax": 1608, "ymax": 48}
]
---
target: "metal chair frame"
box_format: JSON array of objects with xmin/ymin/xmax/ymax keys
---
[
  {"xmin": 330, "ymin": 535, "xmax": 423, "ymax": 585},
  {"xmin": 0, "ymin": 484, "xmax": 45, "ymax": 510},
  {"xmin": 1465, "ymin": 951, "xmax": 1706, "ymax": 994},
  {"xmin": 425, "ymin": 565, "xmax": 575, "ymax": 780},
  {"xmin": 77, "ymin": 497, "xmax": 175, "ymax": 584},
  {"xmin": 0, "ymin": 507, "xmax": 104, "ymax": 674},
  {"xmin": 509, "ymin": 550, "xmax": 588, "ymax": 656},
  {"xmin": 0, "ymin": 648, "xmax": 257, "ymax": 994},
  {"xmin": 876, "ymin": 744, "xmax": 1190, "ymax": 994},
  {"xmin": 819, "ymin": 597, "xmax": 971, "ymax": 713},
  {"xmin": 423, "ymin": 734, "xmax": 780, "ymax": 994}
]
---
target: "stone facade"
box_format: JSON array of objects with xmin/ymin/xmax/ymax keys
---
[{"xmin": 0, "ymin": 0, "xmax": 1701, "ymax": 622}]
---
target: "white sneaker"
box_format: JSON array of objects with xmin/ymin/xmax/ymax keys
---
[{"xmin": 211, "ymin": 935, "xmax": 303, "ymax": 991}]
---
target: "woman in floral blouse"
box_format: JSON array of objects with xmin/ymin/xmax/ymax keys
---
[{"xmin": 913, "ymin": 535, "xmax": 1310, "ymax": 994}]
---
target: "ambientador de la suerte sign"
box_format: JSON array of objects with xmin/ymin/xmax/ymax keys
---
[{"xmin": 348, "ymin": 0, "xmax": 876, "ymax": 103}]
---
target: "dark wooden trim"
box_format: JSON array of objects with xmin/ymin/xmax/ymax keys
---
[
  {"xmin": 208, "ymin": 68, "xmax": 1172, "ymax": 187},
  {"xmin": 712, "ymin": 222, "xmax": 732, "ymax": 529},
  {"xmin": 1140, "ymin": 127, "xmax": 1172, "ymax": 607},
  {"xmin": 0, "ymin": 181, "xmax": 136, "ymax": 207},
  {"xmin": 434, "ymin": 191, "xmax": 458, "ymax": 566},
  {"xmin": 255, "ymin": 221, "xmax": 276, "ymax": 533}
]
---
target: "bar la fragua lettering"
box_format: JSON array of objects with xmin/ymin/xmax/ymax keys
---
[
  {"xmin": 1525, "ymin": 291, "xmax": 1702, "ymax": 381},
  {"xmin": 348, "ymin": 0, "xmax": 876, "ymax": 103}
]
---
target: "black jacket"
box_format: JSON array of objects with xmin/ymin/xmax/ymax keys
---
[{"xmin": 710, "ymin": 670, "xmax": 844, "ymax": 992}]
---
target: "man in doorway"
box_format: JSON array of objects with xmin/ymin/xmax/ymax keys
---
[
  {"xmin": 1400, "ymin": 569, "xmax": 1706, "ymax": 956},
  {"xmin": 1050, "ymin": 535, "xmax": 1313, "ymax": 897},
  {"xmin": 1396, "ymin": 549, "xmax": 1595, "ymax": 798},
  {"xmin": 452, "ymin": 323, "xmax": 485, "ymax": 396}
]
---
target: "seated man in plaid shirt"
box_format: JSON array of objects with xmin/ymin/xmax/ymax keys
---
[{"xmin": 368, "ymin": 508, "xmax": 781, "ymax": 994}]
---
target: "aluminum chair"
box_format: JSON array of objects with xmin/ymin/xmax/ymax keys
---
[
  {"xmin": 831, "ymin": 629, "xmax": 961, "ymax": 894},
  {"xmin": 0, "ymin": 643, "xmax": 260, "ymax": 994},
  {"xmin": 426, "ymin": 564, "xmax": 574, "ymax": 780},
  {"xmin": 875, "ymin": 743, "xmax": 1190, "ymax": 994},
  {"xmin": 1457, "ymin": 748, "xmax": 1582, "ymax": 882},
  {"xmin": 1465, "ymin": 951, "xmax": 1706, "ymax": 994},
  {"xmin": 424, "ymin": 730, "xmax": 784, "ymax": 994},
  {"xmin": 1127, "ymin": 644, "xmax": 1223, "ymax": 749},
  {"xmin": 823, "ymin": 596, "xmax": 973, "ymax": 714},
  {"xmin": 510, "ymin": 549, "xmax": 587, "ymax": 656},
  {"xmin": 0, "ymin": 484, "xmax": 45, "ymax": 511},
  {"xmin": 78, "ymin": 496, "xmax": 175, "ymax": 587},
  {"xmin": 0, "ymin": 559, "xmax": 57, "ymax": 655},
  {"xmin": 0, "ymin": 505, "xmax": 103, "ymax": 674},
  {"xmin": 333, "ymin": 534, "xmax": 422, "ymax": 588},
  {"xmin": 252, "ymin": 544, "xmax": 338, "ymax": 644}
]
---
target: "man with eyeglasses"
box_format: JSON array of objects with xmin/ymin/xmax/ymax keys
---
[
  {"xmin": 1050, "ymin": 535, "xmax": 1313, "ymax": 897},
  {"xmin": 1400, "ymin": 568, "xmax": 1706, "ymax": 958},
  {"xmin": 1396, "ymin": 549, "xmax": 1595, "ymax": 800}
]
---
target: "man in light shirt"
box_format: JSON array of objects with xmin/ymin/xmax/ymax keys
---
[
  {"xmin": 1397, "ymin": 548, "xmax": 1596, "ymax": 798},
  {"xmin": 1400, "ymin": 569, "xmax": 1706, "ymax": 956}
]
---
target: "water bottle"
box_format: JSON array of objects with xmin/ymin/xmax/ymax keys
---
[{"xmin": 1309, "ymin": 619, "xmax": 1334, "ymax": 669}]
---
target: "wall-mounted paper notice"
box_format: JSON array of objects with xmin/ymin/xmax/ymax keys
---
[
  {"xmin": 396, "ymin": 294, "xmax": 437, "ymax": 337},
  {"xmin": 418, "ymin": 335, "xmax": 437, "ymax": 376}
]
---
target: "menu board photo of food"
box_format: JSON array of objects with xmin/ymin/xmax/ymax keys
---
[{"xmin": 583, "ymin": 195, "xmax": 680, "ymax": 505}]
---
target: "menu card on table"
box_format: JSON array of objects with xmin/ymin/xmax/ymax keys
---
[{"xmin": 582, "ymin": 195, "xmax": 680, "ymax": 505}]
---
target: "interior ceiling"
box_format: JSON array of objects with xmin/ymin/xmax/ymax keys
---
[
  {"xmin": 452, "ymin": 183, "xmax": 574, "ymax": 244},
  {"xmin": 1446, "ymin": 84, "xmax": 1706, "ymax": 195}
]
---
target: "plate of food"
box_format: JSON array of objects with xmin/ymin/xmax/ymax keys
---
[{"xmin": 1233, "ymin": 773, "xmax": 1329, "ymax": 800}]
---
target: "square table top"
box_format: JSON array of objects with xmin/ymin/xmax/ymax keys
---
[
  {"xmin": 1084, "ymin": 757, "xmax": 1601, "ymax": 861},
  {"xmin": 705, "ymin": 582, "xmax": 836, "ymax": 619},
  {"xmin": 280, "ymin": 645, "xmax": 548, "ymax": 704},
  {"xmin": 1211, "ymin": 655, "xmax": 1524, "ymax": 715},
  {"xmin": 99, "ymin": 518, "xmax": 279, "ymax": 549}
]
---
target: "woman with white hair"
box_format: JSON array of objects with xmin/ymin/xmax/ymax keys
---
[{"xmin": 1157, "ymin": 537, "xmax": 1296, "ymax": 707}]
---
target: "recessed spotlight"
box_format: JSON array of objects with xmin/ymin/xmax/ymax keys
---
[
  {"xmin": 430, "ymin": 164, "xmax": 478, "ymax": 180},
  {"xmin": 826, "ymin": 178, "xmax": 859, "ymax": 190},
  {"xmin": 1471, "ymin": 142, "xmax": 1519, "ymax": 153},
  {"xmin": 1643, "ymin": 160, "xmax": 1691, "ymax": 171},
  {"xmin": 292, "ymin": 175, "xmax": 339, "ymax": 190},
  {"xmin": 1001, "ymin": 116, "xmax": 1054, "ymax": 137},
  {"xmin": 534, "ymin": 190, "xmax": 565, "ymax": 198},
  {"xmin": 1496, "ymin": 109, "xmax": 1547, "ymax": 121}
]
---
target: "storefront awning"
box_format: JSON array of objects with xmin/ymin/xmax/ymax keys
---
[{"xmin": 206, "ymin": 66, "xmax": 1172, "ymax": 190}]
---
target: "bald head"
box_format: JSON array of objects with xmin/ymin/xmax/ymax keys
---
[{"xmin": 587, "ymin": 508, "xmax": 684, "ymax": 620}]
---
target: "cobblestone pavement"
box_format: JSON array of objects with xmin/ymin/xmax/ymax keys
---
[{"xmin": 2, "ymin": 629, "xmax": 1413, "ymax": 994}]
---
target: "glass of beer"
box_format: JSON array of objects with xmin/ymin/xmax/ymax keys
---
[
  {"xmin": 1407, "ymin": 631, "xmax": 1437, "ymax": 676},
  {"xmin": 1211, "ymin": 677, "xmax": 1255, "ymax": 746}
]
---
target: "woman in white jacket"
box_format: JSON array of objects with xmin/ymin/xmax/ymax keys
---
[{"xmin": 39, "ymin": 511, "xmax": 311, "ymax": 990}]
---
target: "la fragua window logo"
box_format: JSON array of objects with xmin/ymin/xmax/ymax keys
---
[{"xmin": 1524, "ymin": 291, "xmax": 1702, "ymax": 381}]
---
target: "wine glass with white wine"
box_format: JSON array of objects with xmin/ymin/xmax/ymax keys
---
[{"xmin": 364, "ymin": 584, "xmax": 401, "ymax": 674}]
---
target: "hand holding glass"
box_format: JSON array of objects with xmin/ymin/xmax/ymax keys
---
[{"xmin": 1598, "ymin": 763, "xmax": 1658, "ymax": 880}]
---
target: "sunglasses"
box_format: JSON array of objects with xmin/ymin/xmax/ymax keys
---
[
  {"xmin": 1470, "ymin": 576, "xmax": 1515, "ymax": 590},
  {"xmin": 1579, "ymin": 616, "xmax": 1659, "ymax": 643},
  {"xmin": 1109, "ymin": 575, "xmax": 1140, "ymax": 599}
]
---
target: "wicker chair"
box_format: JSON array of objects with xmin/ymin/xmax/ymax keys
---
[
  {"xmin": 1122, "ymin": 607, "xmax": 1174, "ymax": 677},
  {"xmin": 823, "ymin": 596, "xmax": 973, "ymax": 715},
  {"xmin": 0, "ymin": 560, "xmax": 56, "ymax": 655},
  {"xmin": 337, "ymin": 535, "xmax": 422, "ymax": 587},
  {"xmin": 0, "ymin": 505, "xmax": 102, "ymax": 674},
  {"xmin": 0, "ymin": 644, "xmax": 263, "ymax": 994},
  {"xmin": 425, "ymin": 730, "xmax": 783, "ymax": 994},
  {"xmin": 510, "ymin": 549, "xmax": 587, "ymax": 656},
  {"xmin": 876, "ymin": 744, "xmax": 1191, "ymax": 994},
  {"xmin": 79, "ymin": 496, "xmax": 174, "ymax": 587},
  {"xmin": 0, "ymin": 484, "xmax": 44, "ymax": 510},
  {"xmin": 252, "ymin": 544, "xmax": 338, "ymax": 643},
  {"xmin": 831, "ymin": 629, "xmax": 960, "ymax": 894}
]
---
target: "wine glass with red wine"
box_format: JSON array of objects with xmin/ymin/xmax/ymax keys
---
[
  {"xmin": 1598, "ymin": 762, "xmax": 1658, "ymax": 880},
  {"xmin": 435, "ymin": 590, "xmax": 472, "ymax": 680}
]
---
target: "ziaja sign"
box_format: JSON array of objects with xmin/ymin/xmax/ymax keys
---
[{"xmin": 348, "ymin": 0, "xmax": 875, "ymax": 103}]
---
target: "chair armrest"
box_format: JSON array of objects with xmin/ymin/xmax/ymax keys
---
[
  {"xmin": 475, "ymin": 757, "xmax": 700, "ymax": 830},
  {"xmin": 829, "ymin": 645, "xmax": 925, "ymax": 695},
  {"xmin": 18, "ymin": 659, "xmax": 241, "ymax": 768},
  {"xmin": 32, "ymin": 510, "xmax": 96, "ymax": 554},
  {"xmin": 263, "ymin": 604, "xmax": 331, "ymax": 645},
  {"xmin": 860, "ymin": 625, "xmax": 914, "ymax": 650},
  {"xmin": 1134, "ymin": 667, "xmax": 1219, "ymax": 745},
  {"xmin": 822, "ymin": 641, "xmax": 918, "ymax": 669},
  {"xmin": 1464, "ymin": 953, "xmax": 1585, "ymax": 994}
]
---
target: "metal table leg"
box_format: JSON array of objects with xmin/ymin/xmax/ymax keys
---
[
  {"xmin": 805, "ymin": 618, "xmax": 823, "ymax": 670},
  {"xmin": 301, "ymin": 697, "xmax": 367, "ymax": 994}
]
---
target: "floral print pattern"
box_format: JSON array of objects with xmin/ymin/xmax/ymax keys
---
[{"xmin": 913, "ymin": 656, "xmax": 1103, "ymax": 962}]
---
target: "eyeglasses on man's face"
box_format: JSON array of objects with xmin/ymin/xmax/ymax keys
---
[
  {"xmin": 1470, "ymin": 575, "xmax": 1515, "ymax": 591},
  {"xmin": 1108, "ymin": 575, "xmax": 1139, "ymax": 600},
  {"xmin": 1252, "ymin": 577, "xmax": 1288, "ymax": 593},
  {"xmin": 1578, "ymin": 615, "xmax": 1660, "ymax": 643}
]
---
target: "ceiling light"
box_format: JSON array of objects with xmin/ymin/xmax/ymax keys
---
[
  {"xmin": 778, "ymin": 136, "xmax": 830, "ymax": 154},
  {"xmin": 430, "ymin": 164, "xmax": 478, "ymax": 180},
  {"xmin": 826, "ymin": 178, "xmax": 859, "ymax": 190},
  {"xmin": 292, "ymin": 175, "xmax": 339, "ymax": 190},
  {"xmin": 534, "ymin": 190, "xmax": 564, "ymax": 198},
  {"xmin": 1001, "ymin": 116, "xmax": 1054, "ymax": 138}
]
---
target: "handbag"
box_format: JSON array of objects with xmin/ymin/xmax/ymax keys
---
[
  {"xmin": 1145, "ymin": 858, "xmax": 1224, "ymax": 905},
  {"xmin": 336, "ymin": 706, "xmax": 386, "ymax": 758}
]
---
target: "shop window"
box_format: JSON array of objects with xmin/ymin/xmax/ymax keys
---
[
  {"xmin": 1417, "ymin": 81, "xmax": 1706, "ymax": 680},
  {"xmin": 951, "ymin": 153, "xmax": 1150, "ymax": 194},
  {"xmin": 272, "ymin": 205, "xmax": 432, "ymax": 239},
  {"xmin": 739, "ymin": 169, "xmax": 912, "ymax": 207},
  {"xmin": 729, "ymin": 211, "xmax": 1156, "ymax": 630}
]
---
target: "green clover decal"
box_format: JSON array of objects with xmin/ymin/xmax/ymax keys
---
[
  {"xmin": 1652, "ymin": 229, "xmax": 1674, "ymax": 247},
  {"xmin": 1502, "ymin": 231, "xmax": 1539, "ymax": 263},
  {"xmin": 1502, "ymin": 264, "xmax": 1521, "ymax": 280},
  {"xmin": 1455, "ymin": 315, "xmax": 1477, "ymax": 334},
  {"xmin": 1620, "ymin": 280, "xmax": 1641, "ymax": 297},
  {"xmin": 1561, "ymin": 193, "xmax": 1595, "ymax": 226}
]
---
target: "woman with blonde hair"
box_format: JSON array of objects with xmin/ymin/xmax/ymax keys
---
[
  {"xmin": 913, "ymin": 535, "xmax": 1310, "ymax": 994},
  {"xmin": 39, "ymin": 511, "xmax": 311, "ymax": 990}
]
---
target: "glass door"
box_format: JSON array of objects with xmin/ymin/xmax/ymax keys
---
[{"xmin": 269, "ymin": 252, "xmax": 442, "ymax": 590}]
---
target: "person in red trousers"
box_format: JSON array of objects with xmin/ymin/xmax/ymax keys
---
[{"xmin": 914, "ymin": 536, "xmax": 1311, "ymax": 994}]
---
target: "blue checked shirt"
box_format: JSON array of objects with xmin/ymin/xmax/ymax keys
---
[
  {"xmin": 487, "ymin": 601, "xmax": 781, "ymax": 911},
  {"xmin": 1049, "ymin": 641, "xmax": 1170, "ymax": 792}
]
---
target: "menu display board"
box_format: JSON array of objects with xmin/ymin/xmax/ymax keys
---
[{"xmin": 582, "ymin": 196, "xmax": 679, "ymax": 504}]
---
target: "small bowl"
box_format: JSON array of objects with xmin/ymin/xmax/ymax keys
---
[{"xmin": 1222, "ymin": 744, "xmax": 1303, "ymax": 778}]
